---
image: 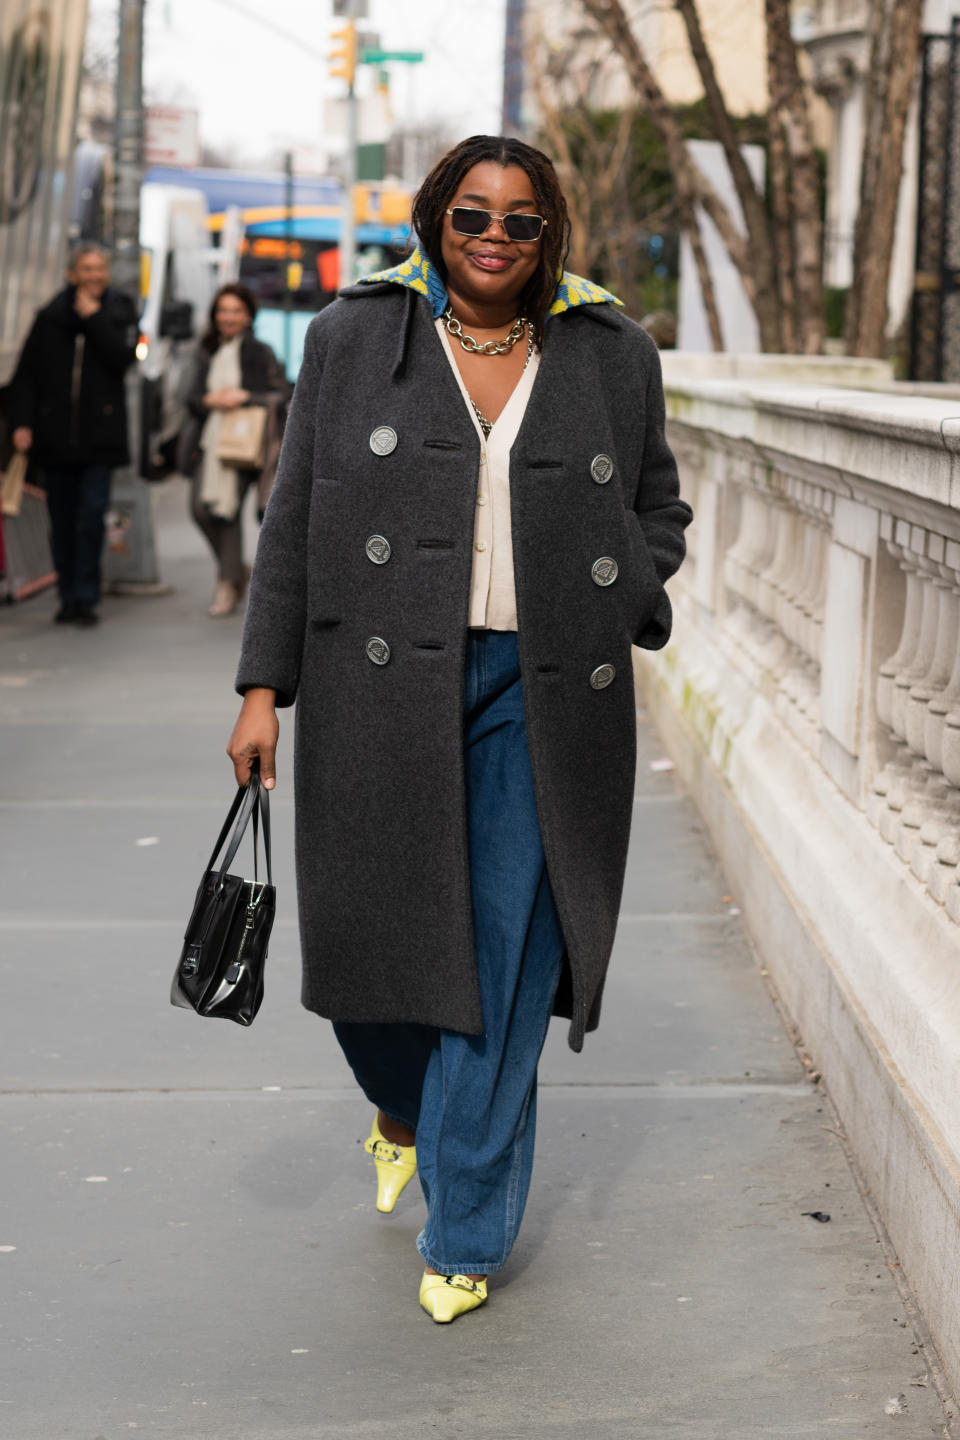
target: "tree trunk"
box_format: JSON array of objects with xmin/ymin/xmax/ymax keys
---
[
  {"xmin": 673, "ymin": 0, "xmax": 781, "ymax": 348},
  {"xmin": 765, "ymin": 0, "xmax": 825, "ymax": 354},
  {"xmin": 845, "ymin": 0, "xmax": 891, "ymax": 348},
  {"xmin": 581, "ymin": 0, "xmax": 785, "ymax": 350},
  {"xmin": 847, "ymin": 0, "xmax": 925, "ymax": 356},
  {"xmin": 767, "ymin": 116, "xmax": 797, "ymax": 353},
  {"xmin": 683, "ymin": 198, "xmax": 725, "ymax": 350}
]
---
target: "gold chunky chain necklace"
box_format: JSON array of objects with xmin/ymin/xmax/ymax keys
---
[
  {"xmin": 467, "ymin": 328, "xmax": 536, "ymax": 438},
  {"xmin": 442, "ymin": 307, "xmax": 528, "ymax": 355}
]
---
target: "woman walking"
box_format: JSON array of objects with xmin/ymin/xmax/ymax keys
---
[
  {"xmin": 180, "ymin": 283, "xmax": 289, "ymax": 616},
  {"xmin": 227, "ymin": 136, "xmax": 692, "ymax": 1321}
]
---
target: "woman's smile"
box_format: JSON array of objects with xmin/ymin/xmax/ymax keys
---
[{"xmin": 468, "ymin": 249, "xmax": 515, "ymax": 273}]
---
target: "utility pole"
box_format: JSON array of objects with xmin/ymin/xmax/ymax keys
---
[
  {"xmin": 105, "ymin": 0, "xmax": 166, "ymax": 593},
  {"xmin": 330, "ymin": 7, "xmax": 359, "ymax": 287},
  {"xmin": 113, "ymin": 0, "xmax": 145, "ymax": 302},
  {"xmin": 501, "ymin": 0, "xmax": 526, "ymax": 135}
]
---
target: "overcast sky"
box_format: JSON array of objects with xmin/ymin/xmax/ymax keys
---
[{"xmin": 89, "ymin": 0, "xmax": 507, "ymax": 163}]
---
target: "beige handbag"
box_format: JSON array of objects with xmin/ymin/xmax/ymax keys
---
[
  {"xmin": 1, "ymin": 451, "xmax": 27, "ymax": 516},
  {"xmin": 216, "ymin": 405, "xmax": 268, "ymax": 468}
]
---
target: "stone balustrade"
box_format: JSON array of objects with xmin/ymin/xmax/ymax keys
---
[{"xmin": 642, "ymin": 354, "xmax": 960, "ymax": 1394}]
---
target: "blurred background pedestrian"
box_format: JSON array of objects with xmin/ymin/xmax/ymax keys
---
[
  {"xmin": 7, "ymin": 242, "xmax": 138, "ymax": 627},
  {"xmin": 179, "ymin": 283, "xmax": 289, "ymax": 618}
]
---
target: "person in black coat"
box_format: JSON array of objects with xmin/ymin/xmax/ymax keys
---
[
  {"xmin": 226, "ymin": 136, "xmax": 692, "ymax": 1324},
  {"xmin": 178, "ymin": 284, "xmax": 289, "ymax": 617},
  {"xmin": 9, "ymin": 243, "xmax": 137, "ymax": 626}
]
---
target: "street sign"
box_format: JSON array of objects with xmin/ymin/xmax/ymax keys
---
[
  {"xmin": 359, "ymin": 49, "xmax": 424, "ymax": 63},
  {"xmin": 145, "ymin": 106, "xmax": 200, "ymax": 168}
]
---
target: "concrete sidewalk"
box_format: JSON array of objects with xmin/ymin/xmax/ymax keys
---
[{"xmin": 0, "ymin": 481, "xmax": 952, "ymax": 1439}]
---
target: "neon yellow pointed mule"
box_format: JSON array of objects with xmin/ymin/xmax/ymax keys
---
[
  {"xmin": 419, "ymin": 1272, "xmax": 488, "ymax": 1324},
  {"xmin": 363, "ymin": 1115, "xmax": 417, "ymax": 1214}
]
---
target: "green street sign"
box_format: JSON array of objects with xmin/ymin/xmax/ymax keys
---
[{"xmin": 360, "ymin": 48, "xmax": 424, "ymax": 63}]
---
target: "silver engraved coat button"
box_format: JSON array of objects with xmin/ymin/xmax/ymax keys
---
[
  {"xmin": 591, "ymin": 453, "xmax": 614, "ymax": 484},
  {"xmin": 591, "ymin": 556, "xmax": 619, "ymax": 586},
  {"xmin": 590, "ymin": 663, "xmax": 616, "ymax": 690},
  {"xmin": 365, "ymin": 535, "xmax": 391, "ymax": 564},
  {"xmin": 366, "ymin": 636, "xmax": 391, "ymax": 665},
  {"xmin": 369, "ymin": 426, "xmax": 398, "ymax": 456}
]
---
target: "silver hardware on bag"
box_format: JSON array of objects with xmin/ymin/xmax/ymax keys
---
[
  {"xmin": 231, "ymin": 882, "xmax": 266, "ymax": 979},
  {"xmin": 366, "ymin": 636, "xmax": 391, "ymax": 665},
  {"xmin": 589, "ymin": 664, "xmax": 616, "ymax": 690},
  {"xmin": 365, "ymin": 535, "xmax": 392, "ymax": 564},
  {"xmin": 369, "ymin": 426, "xmax": 398, "ymax": 456},
  {"xmin": 591, "ymin": 557, "xmax": 619, "ymax": 587},
  {"xmin": 591, "ymin": 454, "xmax": 614, "ymax": 484}
]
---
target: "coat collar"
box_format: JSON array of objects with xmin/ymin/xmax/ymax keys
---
[{"xmin": 350, "ymin": 247, "xmax": 623, "ymax": 320}]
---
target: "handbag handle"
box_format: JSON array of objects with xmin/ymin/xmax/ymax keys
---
[{"xmin": 204, "ymin": 759, "xmax": 273, "ymax": 890}]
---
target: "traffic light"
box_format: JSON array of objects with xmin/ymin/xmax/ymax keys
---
[{"xmin": 330, "ymin": 20, "xmax": 357, "ymax": 87}]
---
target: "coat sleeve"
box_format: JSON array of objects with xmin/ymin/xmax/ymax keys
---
[
  {"xmin": 79, "ymin": 294, "xmax": 138, "ymax": 374},
  {"xmin": 627, "ymin": 335, "xmax": 693, "ymax": 650},
  {"xmin": 234, "ymin": 314, "xmax": 327, "ymax": 707},
  {"xmin": 7, "ymin": 316, "xmax": 43, "ymax": 430},
  {"xmin": 184, "ymin": 349, "xmax": 210, "ymax": 420}
]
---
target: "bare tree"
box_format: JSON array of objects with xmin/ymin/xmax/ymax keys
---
[
  {"xmin": 529, "ymin": 23, "xmax": 725, "ymax": 347},
  {"xmin": 578, "ymin": 0, "xmax": 828, "ymax": 353},
  {"xmin": 845, "ymin": 0, "xmax": 925, "ymax": 355},
  {"xmin": 763, "ymin": 0, "xmax": 825, "ymax": 354}
]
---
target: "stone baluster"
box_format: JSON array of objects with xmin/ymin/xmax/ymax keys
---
[
  {"xmin": 892, "ymin": 555, "xmax": 942, "ymax": 742},
  {"xmin": 869, "ymin": 537, "xmax": 928, "ymax": 835},
  {"xmin": 927, "ymin": 545, "xmax": 960, "ymax": 775},
  {"xmin": 755, "ymin": 489, "xmax": 796, "ymax": 625},
  {"xmin": 905, "ymin": 545, "xmax": 960, "ymax": 765},
  {"xmin": 723, "ymin": 487, "xmax": 787, "ymax": 675},
  {"xmin": 723, "ymin": 487, "xmax": 764, "ymax": 605},
  {"xmin": 803, "ymin": 507, "xmax": 831, "ymax": 668},
  {"xmin": 876, "ymin": 539, "xmax": 924, "ymax": 731}
]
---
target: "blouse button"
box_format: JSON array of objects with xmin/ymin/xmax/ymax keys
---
[
  {"xmin": 475, "ymin": 541, "xmax": 487, "ymax": 553},
  {"xmin": 477, "ymin": 494, "xmax": 487, "ymax": 506}
]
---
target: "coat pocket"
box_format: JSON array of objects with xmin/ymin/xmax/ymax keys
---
[{"xmin": 621, "ymin": 509, "xmax": 671, "ymax": 648}]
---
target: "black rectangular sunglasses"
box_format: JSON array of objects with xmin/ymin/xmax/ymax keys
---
[{"xmin": 446, "ymin": 206, "xmax": 546, "ymax": 242}]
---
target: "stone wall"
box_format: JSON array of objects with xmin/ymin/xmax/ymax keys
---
[{"xmin": 641, "ymin": 363, "xmax": 960, "ymax": 1392}]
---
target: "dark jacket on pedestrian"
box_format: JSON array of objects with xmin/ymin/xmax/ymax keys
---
[
  {"xmin": 236, "ymin": 257, "xmax": 692, "ymax": 1052},
  {"xmin": 178, "ymin": 332, "xmax": 290, "ymax": 512},
  {"xmin": 8, "ymin": 286, "xmax": 138, "ymax": 468}
]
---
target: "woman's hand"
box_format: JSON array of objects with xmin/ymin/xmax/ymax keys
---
[
  {"xmin": 227, "ymin": 688, "xmax": 279, "ymax": 789},
  {"xmin": 205, "ymin": 388, "xmax": 250, "ymax": 410}
]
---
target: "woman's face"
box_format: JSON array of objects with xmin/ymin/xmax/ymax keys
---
[
  {"xmin": 440, "ymin": 161, "xmax": 543, "ymax": 315},
  {"xmin": 215, "ymin": 294, "xmax": 252, "ymax": 339}
]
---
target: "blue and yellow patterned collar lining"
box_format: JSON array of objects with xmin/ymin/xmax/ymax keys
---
[{"xmin": 355, "ymin": 247, "xmax": 623, "ymax": 318}]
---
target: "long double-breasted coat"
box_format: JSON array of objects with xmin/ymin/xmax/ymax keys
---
[{"xmin": 236, "ymin": 263, "xmax": 692, "ymax": 1050}]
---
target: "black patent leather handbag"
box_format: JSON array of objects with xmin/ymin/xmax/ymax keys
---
[{"xmin": 171, "ymin": 761, "xmax": 275, "ymax": 1026}]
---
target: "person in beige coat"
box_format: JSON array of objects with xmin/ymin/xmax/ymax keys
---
[{"xmin": 179, "ymin": 283, "xmax": 289, "ymax": 616}]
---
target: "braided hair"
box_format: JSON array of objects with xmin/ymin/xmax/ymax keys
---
[{"xmin": 411, "ymin": 135, "xmax": 571, "ymax": 348}]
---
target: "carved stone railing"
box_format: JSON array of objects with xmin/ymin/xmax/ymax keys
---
[{"xmin": 643, "ymin": 356, "xmax": 960, "ymax": 1394}]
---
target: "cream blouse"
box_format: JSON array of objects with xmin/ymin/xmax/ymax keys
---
[{"xmin": 435, "ymin": 318, "xmax": 541, "ymax": 631}]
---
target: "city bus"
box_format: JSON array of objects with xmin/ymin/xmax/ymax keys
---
[{"xmin": 144, "ymin": 165, "xmax": 412, "ymax": 378}]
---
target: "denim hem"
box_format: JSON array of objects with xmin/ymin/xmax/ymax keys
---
[
  {"xmin": 378, "ymin": 1106, "xmax": 418, "ymax": 1132},
  {"xmin": 416, "ymin": 1234, "xmax": 505, "ymax": 1276}
]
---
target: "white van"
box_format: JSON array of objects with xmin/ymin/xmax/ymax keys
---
[{"xmin": 137, "ymin": 183, "xmax": 241, "ymax": 477}]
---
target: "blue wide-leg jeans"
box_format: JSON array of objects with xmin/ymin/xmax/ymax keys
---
[{"xmin": 334, "ymin": 630, "xmax": 565, "ymax": 1274}]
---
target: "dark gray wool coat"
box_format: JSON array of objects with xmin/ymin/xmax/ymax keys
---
[{"xmin": 236, "ymin": 279, "xmax": 692, "ymax": 1051}]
